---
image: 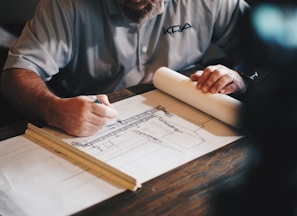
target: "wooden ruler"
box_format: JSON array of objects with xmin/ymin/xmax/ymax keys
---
[{"xmin": 24, "ymin": 123, "xmax": 141, "ymax": 192}]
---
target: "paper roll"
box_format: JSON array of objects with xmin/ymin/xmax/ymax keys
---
[{"xmin": 153, "ymin": 67, "xmax": 244, "ymax": 128}]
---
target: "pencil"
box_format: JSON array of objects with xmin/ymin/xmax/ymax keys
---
[
  {"xmin": 91, "ymin": 95, "xmax": 103, "ymax": 104},
  {"xmin": 92, "ymin": 95, "xmax": 124, "ymax": 124}
]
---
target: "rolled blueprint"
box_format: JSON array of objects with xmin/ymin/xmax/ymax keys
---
[{"xmin": 153, "ymin": 67, "xmax": 244, "ymax": 129}]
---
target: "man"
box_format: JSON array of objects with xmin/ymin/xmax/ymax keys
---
[{"xmin": 1, "ymin": 0, "xmax": 251, "ymax": 136}]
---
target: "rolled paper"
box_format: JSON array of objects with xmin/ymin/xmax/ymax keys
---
[{"xmin": 153, "ymin": 67, "xmax": 244, "ymax": 129}]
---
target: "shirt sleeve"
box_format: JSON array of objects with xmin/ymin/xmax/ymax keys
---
[
  {"xmin": 3, "ymin": 0, "xmax": 74, "ymax": 81},
  {"xmin": 211, "ymin": 0, "xmax": 250, "ymax": 63}
]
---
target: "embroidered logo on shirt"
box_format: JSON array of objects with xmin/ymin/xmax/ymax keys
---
[{"xmin": 163, "ymin": 23, "xmax": 192, "ymax": 35}]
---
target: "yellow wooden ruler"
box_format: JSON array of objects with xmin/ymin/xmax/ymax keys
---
[{"xmin": 25, "ymin": 123, "xmax": 141, "ymax": 192}]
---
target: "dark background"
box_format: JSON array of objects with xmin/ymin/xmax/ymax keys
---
[{"xmin": 2, "ymin": 1, "xmax": 297, "ymax": 215}]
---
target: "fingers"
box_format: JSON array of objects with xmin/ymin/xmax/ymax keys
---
[
  {"xmin": 90, "ymin": 95, "xmax": 118, "ymax": 119},
  {"xmin": 191, "ymin": 64, "xmax": 245, "ymax": 94},
  {"xmin": 86, "ymin": 95, "xmax": 118, "ymax": 133},
  {"xmin": 93, "ymin": 94, "xmax": 112, "ymax": 106},
  {"xmin": 47, "ymin": 95, "xmax": 119, "ymax": 137}
]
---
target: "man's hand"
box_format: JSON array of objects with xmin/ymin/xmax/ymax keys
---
[
  {"xmin": 190, "ymin": 64, "xmax": 247, "ymax": 95},
  {"xmin": 45, "ymin": 95, "xmax": 119, "ymax": 137},
  {"xmin": 1, "ymin": 69, "xmax": 119, "ymax": 137}
]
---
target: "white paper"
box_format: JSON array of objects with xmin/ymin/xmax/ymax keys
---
[
  {"xmin": 0, "ymin": 68, "xmax": 245, "ymax": 216},
  {"xmin": 0, "ymin": 136, "xmax": 123, "ymax": 216},
  {"xmin": 153, "ymin": 67, "xmax": 244, "ymax": 128},
  {"xmin": 44, "ymin": 90, "xmax": 243, "ymax": 184}
]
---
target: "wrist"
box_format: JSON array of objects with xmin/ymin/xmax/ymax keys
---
[
  {"xmin": 234, "ymin": 64, "xmax": 259, "ymax": 85},
  {"xmin": 42, "ymin": 95, "xmax": 63, "ymax": 125}
]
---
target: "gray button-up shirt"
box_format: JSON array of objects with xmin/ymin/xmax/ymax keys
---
[{"xmin": 4, "ymin": 0, "xmax": 249, "ymax": 96}]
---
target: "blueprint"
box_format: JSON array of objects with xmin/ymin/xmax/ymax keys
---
[
  {"xmin": 45, "ymin": 89, "xmax": 244, "ymax": 183},
  {"xmin": 0, "ymin": 68, "xmax": 245, "ymax": 216}
]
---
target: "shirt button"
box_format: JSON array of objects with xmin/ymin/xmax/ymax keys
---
[{"xmin": 141, "ymin": 46, "xmax": 148, "ymax": 54}]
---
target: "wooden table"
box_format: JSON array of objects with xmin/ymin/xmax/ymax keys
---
[{"xmin": 0, "ymin": 83, "xmax": 252, "ymax": 216}]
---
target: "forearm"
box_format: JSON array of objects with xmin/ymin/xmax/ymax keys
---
[
  {"xmin": 1, "ymin": 69, "xmax": 119, "ymax": 136},
  {"xmin": 1, "ymin": 69, "xmax": 60, "ymax": 121}
]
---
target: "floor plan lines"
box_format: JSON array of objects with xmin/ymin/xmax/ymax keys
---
[{"xmin": 70, "ymin": 105, "xmax": 205, "ymax": 160}]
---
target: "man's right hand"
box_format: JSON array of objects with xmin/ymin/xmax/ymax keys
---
[
  {"xmin": 45, "ymin": 95, "xmax": 119, "ymax": 137},
  {"xmin": 1, "ymin": 69, "xmax": 118, "ymax": 137}
]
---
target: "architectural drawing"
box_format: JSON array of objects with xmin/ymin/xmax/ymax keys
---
[
  {"xmin": 71, "ymin": 105, "xmax": 205, "ymax": 162},
  {"xmin": 0, "ymin": 68, "xmax": 244, "ymax": 216}
]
